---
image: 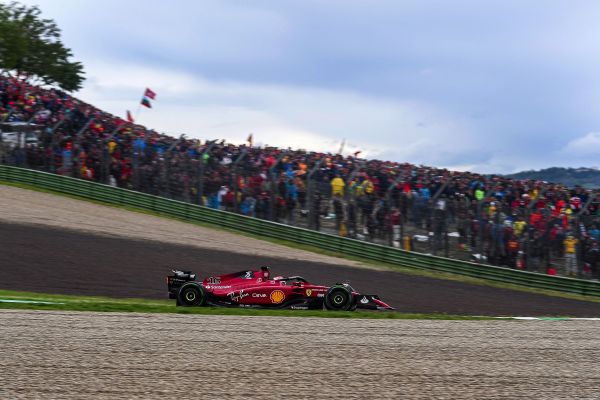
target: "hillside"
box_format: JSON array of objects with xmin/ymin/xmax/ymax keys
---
[{"xmin": 506, "ymin": 167, "xmax": 600, "ymax": 188}]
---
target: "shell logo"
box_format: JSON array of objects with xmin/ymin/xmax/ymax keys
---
[{"xmin": 270, "ymin": 290, "xmax": 285, "ymax": 304}]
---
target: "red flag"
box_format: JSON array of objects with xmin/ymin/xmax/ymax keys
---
[
  {"xmin": 126, "ymin": 110, "xmax": 134, "ymax": 123},
  {"xmin": 144, "ymin": 88, "xmax": 156, "ymax": 100},
  {"xmin": 247, "ymin": 133, "xmax": 253, "ymax": 146},
  {"xmin": 353, "ymin": 150, "xmax": 362, "ymax": 157}
]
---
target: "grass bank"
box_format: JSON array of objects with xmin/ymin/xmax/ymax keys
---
[{"xmin": 0, "ymin": 290, "xmax": 493, "ymax": 320}]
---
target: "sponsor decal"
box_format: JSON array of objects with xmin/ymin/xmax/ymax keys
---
[
  {"xmin": 270, "ymin": 290, "xmax": 285, "ymax": 304},
  {"xmin": 360, "ymin": 296, "xmax": 369, "ymax": 304},
  {"xmin": 205, "ymin": 285, "xmax": 231, "ymax": 290},
  {"xmin": 228, "ymin": 290, "xmax": 249, "ymax": 303},
  {"xmin": 317, "ymin": 294, "xmax": 324, "ymax": 298},
  {"xmin": 251, "ymin": 293, "xmax": 267, "ymax": 298},
  {"xmin": 312, "ymin": 288, "xmax": 328, "ymax": 292},
  {"xmin": 207, "ymin": 277, "xmax": 221, "ymax": 284},
  {"xmin": 291, "ymin": 306, "xmax": 309, "ymax": 310},
  {"xmin": 242, "ymin": 271, "xmax": 253, "ymax": 279},
  {"xmin": 306, "ymin": 289, "xmax": 312, "ymax": 296}
]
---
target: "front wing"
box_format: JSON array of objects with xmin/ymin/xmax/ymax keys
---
[{"xmin": 354, "ymin": 294, "xmax": 393, "ymax": 310}]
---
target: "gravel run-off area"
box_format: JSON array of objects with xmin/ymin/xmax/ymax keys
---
[{"xmin": 1, "ymin": 310, "xmax": 599, "ymax": 400}]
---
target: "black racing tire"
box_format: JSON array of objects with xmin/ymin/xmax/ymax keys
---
[
  {"xmin": 324, "ymin": 285, "xmax": 355, "ymax": 311},
  {"xmin": 177, "ymin": 283, "xmax": 206, "ymax": 307}
]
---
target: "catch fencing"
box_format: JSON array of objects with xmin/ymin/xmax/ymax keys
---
[{"xmin": 1, "ymin": 164, "xmax": 599, "ymax": 298}]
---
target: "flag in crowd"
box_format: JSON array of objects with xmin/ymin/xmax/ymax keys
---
[
  {"xmin": 126, "ymin": 110, "xmax": 134, "ymax": 123},
  {"xmin": 144, "ymin": 88, "xmax": 156, "ymax": 100},
  {"xmin": 247, "ymin": 133, "xmax": 253, "ymax": 147},
  {"xmin": 140, "ymin": 87, "xmax": 156, "ymax": 108},
  {"xmin": 338, "ymin": 138, "xmax": 346, "ymax": 155},
  {"xmin": 141, "ymin": 97, "xmax": 152, "ymax": 108}
]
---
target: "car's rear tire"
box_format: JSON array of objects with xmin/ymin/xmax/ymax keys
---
[
  {"xmin": 324, "ymin": 285, "xmax": 355, "ymax": 311},
  {"xmin": 177, "ymin": 283, "xmax": 206, "ymax": 307}
]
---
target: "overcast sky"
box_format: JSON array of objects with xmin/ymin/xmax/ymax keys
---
[{"xmin": 18, "ymin": 0, "xmax": 600, "ymax": 173}]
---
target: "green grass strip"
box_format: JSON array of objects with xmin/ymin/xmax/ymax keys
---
[{"xmin": 0, "ymin": 290, "xmax": 492, "ymax": 320}]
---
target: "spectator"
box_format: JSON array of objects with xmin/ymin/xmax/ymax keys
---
[
  {"xmin": 3, "ymin": 74, "xmax": 600, "ymax": 280},
  {"xmin": 585, "ymin": 241, "xmax": 599, "ymax": 280},
  {"xmin": 506, "ymin": 234, "xmax": 520, "ymax": 268},
  {"xmin": 564, "ymin": 234, "xmax": 579, "ymax": 276},
  {"xmin": 330, "ymin": 174, "xmax": 345, "ymax": 198},
  {"xmin": 528, "ymin": 231, "xmax": 544, "ymax": 273}
]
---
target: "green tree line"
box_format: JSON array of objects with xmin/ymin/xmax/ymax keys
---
[{"xmin": 0, "ymin": 1, "xmax": 84, "ymax": 91}]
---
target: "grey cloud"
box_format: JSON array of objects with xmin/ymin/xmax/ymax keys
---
[{"xmin": 19, "ymin": 0, "xmax": 600, "ymax": 172}]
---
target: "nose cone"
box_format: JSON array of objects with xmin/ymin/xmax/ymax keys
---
[{"xmin": 373, "ymin": 298, "xmax": 394, "ymax": 310}]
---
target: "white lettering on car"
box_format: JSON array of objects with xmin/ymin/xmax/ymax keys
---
[
  {"xmin": 242, "ymin": 271, "xmax": 253, "ymax": 279},
  {"xmin": 227, "ymin": 290, "xmax": 249, "ymax": 302}
]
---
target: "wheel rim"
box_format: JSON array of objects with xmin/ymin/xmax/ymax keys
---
[
  {"xmin": 333, "ymin": 293, "xmax": 345, "ymax": 306},
  {"xmin": 185, "ymin": 290, "xmax": 196, "ymax": 302}
]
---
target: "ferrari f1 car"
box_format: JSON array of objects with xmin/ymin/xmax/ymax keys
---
[{"xmin": 166, "ymin": 267, "xmax": 393, "ymax": 311}]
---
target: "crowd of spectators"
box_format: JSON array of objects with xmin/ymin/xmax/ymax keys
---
[{"xmin": 1, "ymin": 75, "xmax": 599, "ymax": 280}]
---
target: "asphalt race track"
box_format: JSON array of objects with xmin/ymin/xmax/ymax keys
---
[
  {"xmin": 1, "ymin": 310, "xmax": 599, "ymax": 399},
  {"xmin": 1, "ymin": 222, "xmax": 599, "ymax": 317}
]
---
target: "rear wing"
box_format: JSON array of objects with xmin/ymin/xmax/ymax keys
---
[{"xmin": 166, "ymin": 270, "xmax": 196, "ymax": 299}]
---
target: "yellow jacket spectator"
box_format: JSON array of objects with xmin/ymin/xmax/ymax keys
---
[
  {"xmin": 362, "ymin": 179, "xmax": 374, "ymax": 194},
  {"xmin": 352, "ymin": 180, "xmax": 364, "ymax": 196},
  {"xmin": 564, "ymin": 236, "xmax": 577, "ymax": 254},
  {"xmin": 530, "ymin": 188, "xmax": 539, "ymax": 200},
  {"xmin": 331, "ymin": 176, "xmax": 345, "ymax": 197},
  {"xmin": 514, "ymin": 220, "xmax": 526, "ymax": 236},
  {"xmin": 564, "ymin": 235, "xmax": 578, "ymax": 276}
]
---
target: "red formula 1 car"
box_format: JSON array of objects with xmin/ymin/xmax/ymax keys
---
[{"xmin": 166, "ymin": 267, "xmax": 393, "ymax": 311}]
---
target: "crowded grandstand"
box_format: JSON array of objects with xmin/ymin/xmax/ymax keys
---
[{"xmin": 1, "ymin": 75, "xmax": 598, "ymax": 280}]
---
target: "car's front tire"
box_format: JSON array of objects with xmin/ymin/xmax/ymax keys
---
[
  {"xmin": 177, "ymin": 283, "xmax": 206, "ymax": 307},
  {"xmin": 324, "ymin": 285, "xmax": 355, "ymax": 311}
]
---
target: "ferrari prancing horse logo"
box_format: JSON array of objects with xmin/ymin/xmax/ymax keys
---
[
  {"xmin": 306, "ymin": 289, "xmax": 312, "ymax": 296},
  {"xmin": 270, "ymin": 290, "xmax": 285, "ymax": 304}
]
